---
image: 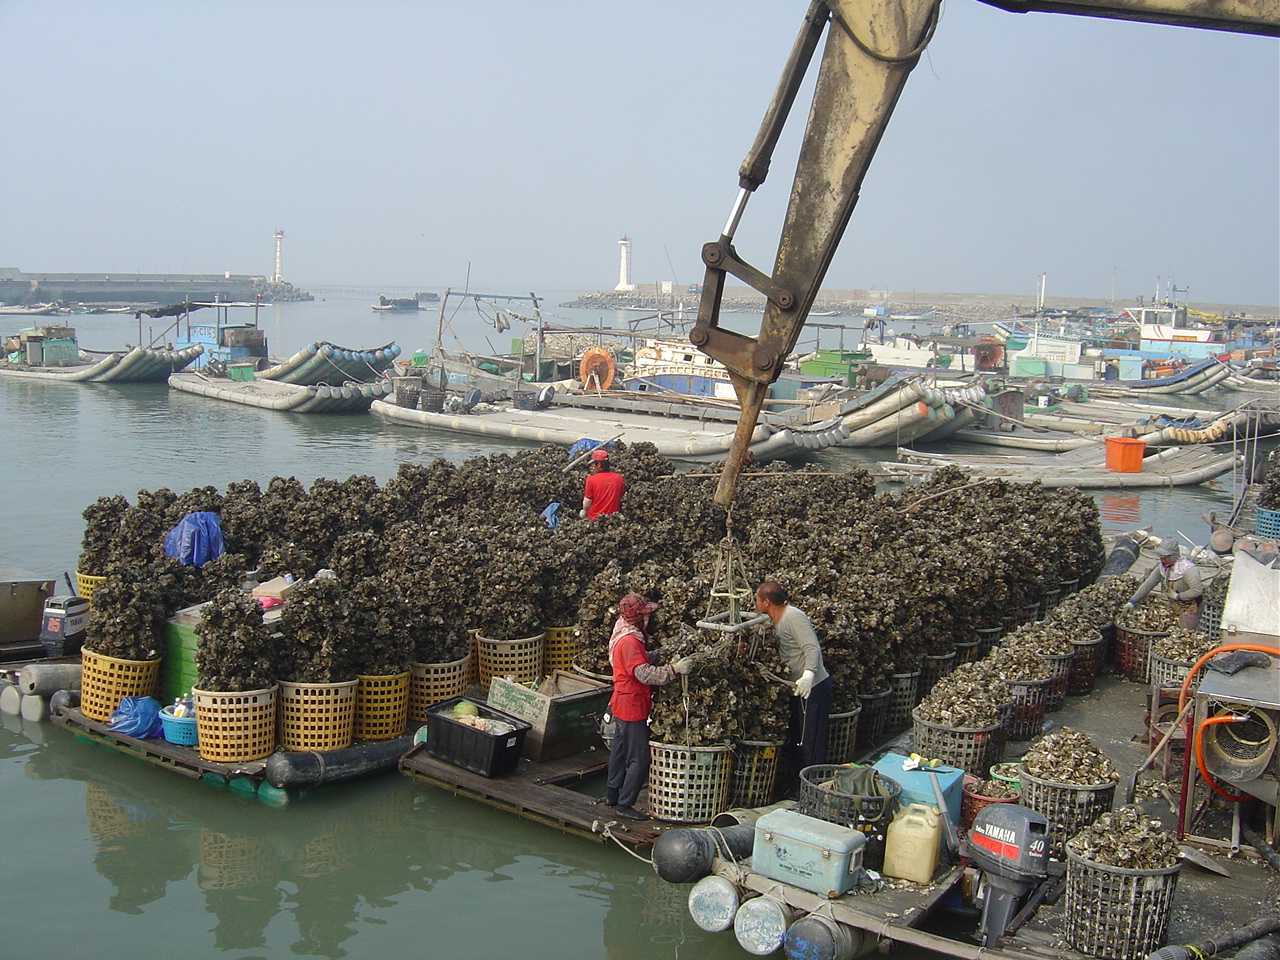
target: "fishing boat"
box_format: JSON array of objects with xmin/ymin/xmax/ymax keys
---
[{"xmin": 0, "ymin": 321, "xmax": 203, "ymax": 383}]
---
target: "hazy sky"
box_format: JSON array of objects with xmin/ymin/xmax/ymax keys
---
[{"xmin": 2, "ymin": 1, "xmax": 1276, "ymax": 306}]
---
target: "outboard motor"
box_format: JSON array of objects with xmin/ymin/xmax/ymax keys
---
[{"xmin": 961, "ymin": 804, "xmax": 1050, "ymax": 947}]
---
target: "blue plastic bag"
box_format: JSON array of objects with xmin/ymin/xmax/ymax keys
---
[
  {"xmin": 107, "ymin": 696, "xmax": 165, "ymax": 738},
  {"xmin": 567, "ymin": 438, "xmax": 611, "ymax": 460},
  {"xmin": 540, "ymin": 502, "xmax": 562, "ymax": 530},
  {"xmin": 163, "ymin": 511, "xmax": 224, "ymax": 567}
]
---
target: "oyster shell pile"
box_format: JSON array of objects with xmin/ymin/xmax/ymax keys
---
[
  {"xmin": 1149, "ymin": 627, "xmax": 1215, "ymax": 664},
  {"xmin": 75, "ymin": 448, "xmax": 1107, "ymax": 737},
  {"xmin": 1065, "ymin": 805, "xmax": 1180, "ymax": 869},
  {"xmin": 969, "ymin": 778, "xmax": 1019, "ymax": 800},
  {"xmin": 915, "ymin": 662, "xmax": 1006, "ymax": 728},
  {"xmin": 1055, "ymin": 575, "xmax": 1138, "ymax": 629},
  {"xmin": 1255, "ymin": 448, "xmax": 1280, "ymax": 510},
  {"xmin": 1117, "ymin": 599, "xmax": 1181, "ymax": 632},
  {"xmin": 1021, "ymin": 728, "xmax": 1118, "ymax": 785}
]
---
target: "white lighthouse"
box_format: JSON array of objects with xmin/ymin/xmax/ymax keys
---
[
  {"xmin": 613, "ymin": 236, "xmax": 636, "ymax": 293},
  {"xmin": 272, "ymin": 229, "xmax": 285, "ymax": 283}
]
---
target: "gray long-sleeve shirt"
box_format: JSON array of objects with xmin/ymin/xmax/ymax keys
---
[
  {"xmin": 775, "ymin": 605, "xmax": 829, "ymax": 686},
  {"xmin": 1132, "ymin": 559, "xmax": 1204, "ymax": 605}
]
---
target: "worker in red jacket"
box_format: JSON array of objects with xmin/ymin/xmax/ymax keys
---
[
  {"xmin": 605, "ymin": 593, "xmax": 693, "ymax": 820},
  {"xmin": 581, "ymin": 448, "xmax": 624, "ymax": 520}
]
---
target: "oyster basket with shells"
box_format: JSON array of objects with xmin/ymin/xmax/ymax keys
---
[
  {"xmin": 920, "ymin": 651, "xmax": 957, "ymax": 699},
  {"xmin": 1147, "ymin": 651, "xmax": 1194, "ymax": 688},
  {"xmin": 1003, "ymin": 677, "xmax": 1051, "ymax": 741},
  {"xmin": 1064, "ymin": 850, "xmax": 1180, "ymax": 960},
  {"xmin": 1018, "ymin": 766, "xmax": 1118, "ymax": 858},
  {"xmin": 1067, "ymin": 632, "xmax": 1106, "ymax": 696},
  {"xmin": 1041, "ymin": 649, "xmax": 1075, "ymax": 712},
  {"xmin": 953, "ymin": 637, "xmax": 981, "ymax": 664},
  {"xmin": 541, "ymin": 625, "xmax": 579, "ymax": 675},
  {"xmin": 887, "ymin": 671, "xmax": 921, "ymax": 731},
  {"xmin": 975, "ymin": 626, "xmax": 1003, "ymax": 658},
  {"xmin": 409, "ymin": 655, "xmax": 472, "ymax": 719},
  {"xmin": 476, "ymin": 632, "xmax": 544, "ymax": 692},
  {"xmin": 728, "ymin": 739, "xmax": 784, "ymax": 809},
  {"xmin": 1115, "ymin": 626, "xmax": 1169, "ymax": 684},
  {"xmin": 825, "ymin": 704, "xmax": 862, "ymax": 764},
  {"xmin": 960, "ymin": 774, "xmax": 1020, "ymax": 833},
  {"xmin": 647, "ymin": 742, "xmax": 733, "ymax": 824},
  {"xmin": 911, "ymin": 706, "xmax": 1004, "ymax": 775},
  {"xmin": 855, "ymin": 689, "xmax": 892, "ymax": 749}
]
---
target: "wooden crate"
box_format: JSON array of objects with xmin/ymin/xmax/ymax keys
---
[{"xmin": 486, "ymin": 669, "xmax": 611, "ymax": 762}]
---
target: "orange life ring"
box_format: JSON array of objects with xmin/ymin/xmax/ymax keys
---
[{"xmin": 578, "ymin": 347, "xmax": 615, "ymax": 390}]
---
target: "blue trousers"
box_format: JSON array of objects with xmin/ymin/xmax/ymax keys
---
[{"xmin": 606, "ymin": 718, "xmax": 650, "ymax": 808}]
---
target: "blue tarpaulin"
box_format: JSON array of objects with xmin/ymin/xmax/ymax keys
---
[
  {"xmin": 567, "ymin": 438, "xmax": 612, "ymax": 459},
  {"xmin": 163, "ymin": 511, "xmax": 225, "ymax": 567},
  {"xmin": 541, "ymin": 502, "xmax": 562, "ymax": 530}
]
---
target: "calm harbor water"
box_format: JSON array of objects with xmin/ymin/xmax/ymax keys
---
[{"xmin": 0, "ymin": 292, "xmax": 1265, "ymax": 960}]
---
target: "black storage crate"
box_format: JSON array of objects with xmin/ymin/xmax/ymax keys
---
[{"xmin": 426, "ymin": 697, "xmax": 532, "ymax": 777}]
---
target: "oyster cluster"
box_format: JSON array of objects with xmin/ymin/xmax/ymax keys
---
[
  {"xmin": 1255, "ymin": 448, "xmax": 1280, "ymax": 510},
  {"xmin": 1021, "ymin": 728, "xmax": 1118, "ymax": 785},
  {"xmin": 75, "ymin": 449, "xmax": 1105, "ymax": 738},
  {"xmin": 915, "ymin": 661, "xmax": 1007, "ymax": 728},
  {"xmin": 1117, "ymin": 599, "xmax": 1181, "ymax": 632},
  {"xmin": 1149, "ymin": 627, "xmax": 1215, "ymax": 665},
  {"xmin": 968, "ymin": 778, "xmax": 1019, "ymax": 800},
  {"xmin": 1066, "ymin": 805, "xmax": 1180, "ymax": 869}
]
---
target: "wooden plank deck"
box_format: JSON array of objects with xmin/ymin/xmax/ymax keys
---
[{"xmin": 398, "ymin": 742, "xmax": 686, "ymax": 849}]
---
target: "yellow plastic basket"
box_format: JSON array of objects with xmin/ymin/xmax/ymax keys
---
[
  {"xmin": 278, "ymin": 679, "xmax": 357, "ymax": 751},
  {"xmin": 79, "ymin": 648, "xmax": 161, "ymax": 722},
  {"xmin": 409, "ymin": 656, "xmax": 471, "ymax": 719},
  {"xmin": 193, "ymin": 686, "xmax": 277, "ymax": 762},
  {"xmin": 355, "ymin": 672, "xmax": 410, "ymax": 740}
]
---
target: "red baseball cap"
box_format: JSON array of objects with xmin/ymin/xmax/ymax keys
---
[
  {"xmin": 591, "ymin": 448, "xmax": 610, "ymax": 461},
  {"xmin": 619, "ymin": 593, "xmax": 658, "ymax": 624}
]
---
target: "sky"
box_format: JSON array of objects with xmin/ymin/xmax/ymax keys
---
[{"xmin": 1, "ymin": 1, "xmax": 1276, "ymax": 308}]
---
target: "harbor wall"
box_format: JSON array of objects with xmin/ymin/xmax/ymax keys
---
[{"xmin": 0, "ymin": 268, "xmax": 263, "ymax": 305}]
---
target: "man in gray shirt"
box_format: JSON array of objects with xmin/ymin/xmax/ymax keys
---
[{"xmin": 755, "ymin": 580, "xmax": 832, "ymax": 797}]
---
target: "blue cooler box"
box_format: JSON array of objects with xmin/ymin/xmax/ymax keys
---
[
  {"xmin": 752, "ymin": 809, "xmax": 866, "ymax": 898},
  {"xmin": 872, "ymin": 753, "xmax": 964, "ymax": 845}
]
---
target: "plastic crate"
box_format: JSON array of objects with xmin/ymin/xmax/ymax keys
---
[
  {"xmin": 159, "ymin": 706, "xmax": 198, "ymax": 745},
  {"xmin": 1256, "ymin": 507, "xmax": 1280, "ymax": 538},
  {"xmin": 476, "ymin": 632, "xmax": 544, "ymax": 691},
  {"xmin": 1115, "ymin": 626, "xmax": 1167, "ymax": 684},
  {"xmin": 1104, "ymin": 436, "xmax": 1145, "ymax": 473},
  {"xmin": 426, "ymin": 696, "xmax": 530, "ymax": 777}
]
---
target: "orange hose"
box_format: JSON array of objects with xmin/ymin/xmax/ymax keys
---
[
  {"xmin": 1193, "ymin": 714, "xmax": 1253, "ymax": 802},
  {"xmin": 1178, "ymin": 644, "xmax": 1280, "ymax": 713}
]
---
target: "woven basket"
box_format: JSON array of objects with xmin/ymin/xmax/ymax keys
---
[
  {"xmin": 960, "ymin": 774, "xmax": 1020, "ymax": 833},
  {"xmin": 797, "ymin": 764, "xmax": 901, "ymax": 871},
  {"xmin": 825, "ymin": 704, "xmax": 862, "ymax": 764},
  {"xmin": 571, "ymin": 654, "xmax": 612, "ymax": 684},
  {"xmin": 855, "ymin": 689, "xmax": 891, "ymax": 749},
  {"xmin": 975, "ymin": 625, "xmax": 1003, "ymax": 659},
  {"xmin": 466, "ymin": 629, "xmax": 480, "ymax": 686},
  {"xmin": 729, "ymin": 739, "xmax": 783, "ymax": 808},
  {"xmin": 887, "ymin": 671, "xmax": 920, "ymax": 730},
  {"xmin": 1067, "ymin": 634, "xmax": 1106, "ymax": 696},
  {"xmin": 647, "ymin": 742, "xmax": 732, "ymax": 823},
  {"xmin": 954, "ymin": 638, "xmax": 981, "ymax": 664},
  {"xmin": 278, "ymin": 679, "xmax": 357, "ymax": 751},
  {"xmin": 1065, "ymin": 850, "xmax": 1181, "ymax": 960},
  {"xmin": 193, "ymin": 685, "xmax": 277, "ymax": 762},
  {"xmin": 355, "ymin": 671, "xmax": 410, "ymax": 740},
  {"xmin": 1040, "ymin": 649, "xmax": 1075, "ymax": 712},
  {"xmin": 476, "ymin": 632, "xmax": 544, "ymax": 691},
  {"xmin": 1003, "ymin": 677, "xmax": 1051, "ymax": 741},
  {"xmin": 409, "ymin": 656, "xmax": 471, "ymax": 719},
  {"xmin": 1148, "ymin": 652, "xmax": 1194, "ymax": 689},
  {"xmin": 1018, "ymin": 766, "xmax": 1117, "ymax": 857},
  {"xmin": 912, "ymin": 706, "xmax": 1004, "ymax": 774},
  {"xmin": 920, "ymin": 651, "xmax": 957, "ymax": 698},
  {"xmin": 74, "ymin": 570, "xmax": 107, "ymax": 605},
  {"xmin": 542, "ymin": 625, "xmax": 579, "ymax": 675},
  {"xmin": 79, "ymin": 648, "xmax": 161, "ymax": 722},
  {"xmin": 1115, "ymin": 626, "xmax": 1168, "ymax": 684}
]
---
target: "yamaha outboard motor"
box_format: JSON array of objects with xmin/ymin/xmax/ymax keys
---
[{"xmin": 962, "ymin": 804, "xmax": 1050, "ymax": 947}]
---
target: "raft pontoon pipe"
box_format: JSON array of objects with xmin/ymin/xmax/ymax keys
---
[
  {"xmin": 651, "ymin": 824, "xmax": 755, "ymax": 883},
  {"xmin": 1146, "ymin": 915, "xmax": 1280, "ymax": 960}
]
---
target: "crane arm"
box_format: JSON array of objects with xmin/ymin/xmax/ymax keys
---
[{"xmin": 693, "ymin": 0, "xmax": 1279, "ymax": 508}]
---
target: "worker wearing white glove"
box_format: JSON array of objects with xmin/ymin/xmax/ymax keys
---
[
  {"xmin": 672, "ymin": 657, "xmax": 696, "ymax": 675},
  {"xmin": 755, "ymin": 581, "xmax": 831, "ymax": 798},
  {"xmin": 1127, "ymin": 537, "xmax": 1204, "ymax": 628}
]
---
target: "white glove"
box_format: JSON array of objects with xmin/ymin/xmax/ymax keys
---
[
  {"xmin": 794, "ymin": 670, "xmax": 815, "ymax": 699},
  {"xmin": 579, "ymin": 509, "xmax": 588, "ymax": 519},
  {"xmin": 672, "ymin": 657, "xmax": 695, "ymax": 675},
  {"xmin": 1122, "ymin": 601, "xmax": 1135, "ymax": 615}
]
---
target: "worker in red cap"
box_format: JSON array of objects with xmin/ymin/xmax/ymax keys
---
[
  {"xmin": 581, "ymin": 447, "xmax": 624, "ymax": 520},
  {"xmin": 605, "ymin": 592, "xmax": 694, "ymax": 820}
]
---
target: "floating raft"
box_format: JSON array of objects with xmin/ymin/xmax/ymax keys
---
[
  {"xmin": 49, "ymin": 695, "xmax": 417, "ymax": 804},
  {"xmin": 257, "ymin": 341, "xmax": 401, "ymax": 385},
  {"xmin": 881, "ymin": 443, "xmax": 1241, "ymax": 488},
  {"xmin": 371, "ymin": 396, "xmax": 848, "ymax": 463},
  {"xmin": 169, "ymin": 371, "xmax": 392, "ymax": 412},
  {"xmin": 398, "ymin": 742, "xmax": 681, "ymax": 850},
  {"xmin": 0, "ymin": 344, "xmax": 204, "ymax": 383}
]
